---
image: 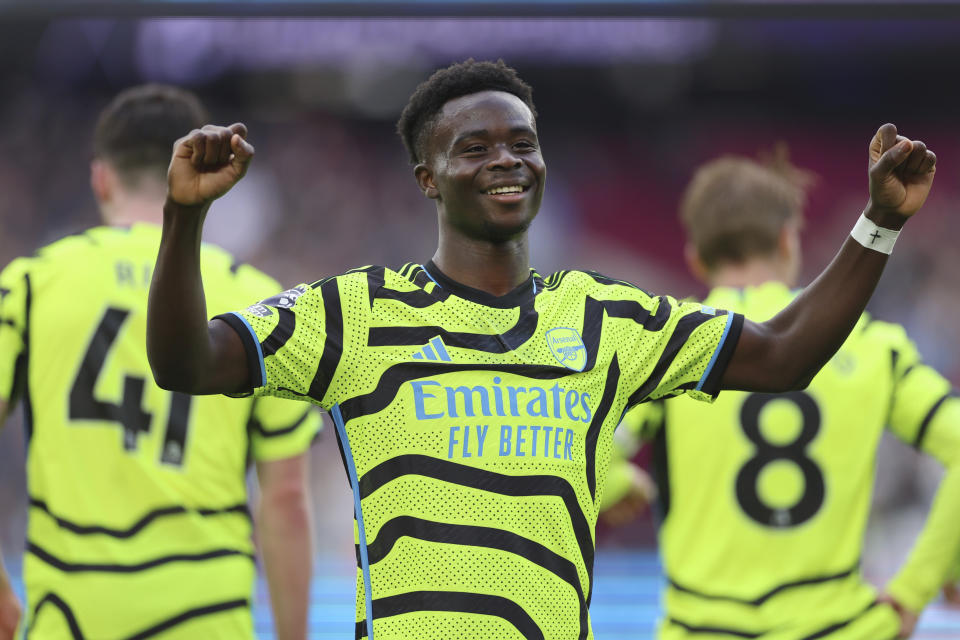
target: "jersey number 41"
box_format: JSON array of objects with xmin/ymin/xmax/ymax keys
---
[{"xmin": 69, "ymin": 307, "xmax": 192, "ymax": 467}]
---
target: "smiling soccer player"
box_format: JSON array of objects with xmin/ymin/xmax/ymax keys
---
[{"xmin": 146, "ymin": 60, "xmax": 937, "ymax": 639}]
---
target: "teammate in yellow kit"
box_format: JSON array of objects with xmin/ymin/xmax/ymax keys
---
[
  {"xmin": 145, "ymin": 59, "xmax": 937, "ymax": 640},
  {"xmin": 606, "ymin": 153, "xmax": 960, "ymax": 638},
  {"xmin": 0, "ymin": 86, "xmax": 321, "ymax": 639}
]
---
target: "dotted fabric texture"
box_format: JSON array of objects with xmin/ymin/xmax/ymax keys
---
[{"xmin": 230, "ymin": 265, "xmax": 737, "ymax": 640}]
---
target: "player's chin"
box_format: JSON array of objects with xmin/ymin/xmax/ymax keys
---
[{"xmin": 480, "ymin": 214, "xmax": 535, "ymax": 243}]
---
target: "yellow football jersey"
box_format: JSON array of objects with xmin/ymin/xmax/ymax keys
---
[
  {"xmin": 617, "ymin": 282, "xmax": 960, "ymax": 639},
  {"xmin": 221, "ymin": 261, "xmax": 744, "ymax": 640},
  {"xmin": 0, "ymin": 224, "xmax": 321, "ymax": 640}
]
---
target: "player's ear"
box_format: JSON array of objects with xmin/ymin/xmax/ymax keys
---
[
  {"xmin": 90, "ymin": 159, "xmax": 114, "ymax": 206},
  {"xmin": 414, "ymin": 163, "xmax": 440, "ymax": 200},
  {"xmin": 684, "ymin": 243, "xmax": 710, "ymax": 285},
  {"xmin": 777, "ymin": 221, "xmax": 803, "ymax": 286}
]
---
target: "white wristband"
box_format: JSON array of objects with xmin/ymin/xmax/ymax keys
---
[{"xmin": 850, "ymin": 213, "xmax": 900, "ymax": 254}]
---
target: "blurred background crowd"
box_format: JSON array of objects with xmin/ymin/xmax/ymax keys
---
[{"xmin": 1, "ymin": 14, "xmax": 959, "ymax": 617}]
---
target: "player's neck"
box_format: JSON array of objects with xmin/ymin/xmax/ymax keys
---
[
  {"xmin": 708, "ymin": 259, "xmax": 793, "ymax": 290},
  {"xmin": 432, "ymin": 232, "xmax": 531, "ymax": 297},
  {"xmin": 100, "ymin": 192, "xmax": 166, "ymax": 228}
]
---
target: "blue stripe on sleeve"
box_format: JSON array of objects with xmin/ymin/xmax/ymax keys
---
[
  {"xmin": 331, "ymin": 404, "xmax": 375, "ymax": 639},
  {"xmin": 696, "ymin": 312, "xmax": 735, "ymax": 392},
  {"xmin": 228, "ymin": 311, "xmax": 267, "ymax": 388}
]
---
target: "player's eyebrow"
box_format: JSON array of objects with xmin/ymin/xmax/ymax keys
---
[
  {"xmin": 452, "ymin": 129, "xmax": 489, "ymax": 147},
  {"xmin": 452, "ymin": 126, "xmax": 537, "ymax": 148}
]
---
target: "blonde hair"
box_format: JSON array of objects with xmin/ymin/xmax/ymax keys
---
[{"xmin": 680, "ymin": 146, "xmax": 813, "ymax": 270}]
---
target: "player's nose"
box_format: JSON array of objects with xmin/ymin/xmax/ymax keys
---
[{"xmin": 486, "ymin": 144, "xmax": 523, "ymax": 171}]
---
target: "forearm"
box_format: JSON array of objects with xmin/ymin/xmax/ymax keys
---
[
  {"xmin": 886, "ymin": 462, "xmax": 960, "ymax": 613},
  {"xmin": 148, "ymin": 200, "xmax": 243, "ymax": 394},
  {"xmin": 257, "ymin": 493, "xmax": 313, "ymax": 640},
  {"xmin": 765, "ymin": 230, "xmax": 889, "ymax": 389},
  {"xmin": 725, "ymin": 210, "xmax": 896, "ymax": 392}
]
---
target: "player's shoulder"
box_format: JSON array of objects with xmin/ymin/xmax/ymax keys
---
[
  {"xmin": 269, "ymin": 265, "xmax": 394, "ymax": 313},
  {"xmin": 199, "ymin": 242, "xmax": 280, "ymax": 299},
  {"xmin": 30, "ymin": 226, "xmax": 108, "ymax": 264},
  {"xmin": 0, "ymin": 253, "xmax": 33, "ymax": 288},
  {"xmin": 2, "ymin": 226, "xmax": 115, "ymax": 284},
  {"xmin": 541, "ymin": 268, "xmax": 659, "ymax": 303},
  {"xmin": 852, "ymin": 313, "xmax": 915, "ymax": 355}
]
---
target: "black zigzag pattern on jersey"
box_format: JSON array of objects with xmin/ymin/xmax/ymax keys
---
[
  {"xmin": 625, "ymin": 311, "xmax": 720, "ymax": 407},
  {"xmin": 28, "ymin": 592, "xmax": 250, "ymax": 640},
  {"xmin": 668, "ymin": 561, "xmax": 859, "ymax": 606},
  {"xmin": 27, "ymin": 542, "xmax": 253, "ymax": 573},
  {"xmin": 29, "ymin": 593, "xmax": 85, "ymax": 639},
  {"xmin": 19, "ymin": 273, "xmax": 34, "ymax": 444},
  {"xmin": 365, "ymin": 266, "xmax": 385, "ymax": 307},
  {"xmin": 373, "ymin": 285, "xmax": 444, "ymax": 308},
  {"xmin": 798, "ymin": 600, "xmax": 881, "ymax": 640},
  {"xmin": 666, "ymin": 599, "xmax": 881, "ymax": 640},
  {"xmin": 363, "ymin": 516, "xmax": 588, "ymax": 639},
  {"xmin": 346, "ymin": 295, "xmax": 635, "ymax": 420},
  {"xmin": 307, "ymin": 278, "xmax": 344, "ymax": 404},
  {"xmin": 357, "ymin": 454, "xmax": 595, "ymax": 606},
  {"xmin": 409, "ymin": 265, "xmax": 439, "ymax": 291},
  {"xmin": 914, "ymin": 391, "xmax": 956, "ymax": 449},
  {"xmin": 600, "ymin": 297, "xmax": 672, "ymax": 332},
  {"xmin": 370, "ymin": 266, "xmax": 449, "ymax": 308},
  {"xmin": 666, "ymin": 617, "xmax": 761, "ymax": 638},
  {"xmin": 125, "ymin": 599, "xmax": 250, "ymax": 640},
  {"xmin": 340, "ymin": 362, "xmax": 571, "ymax": 420},
  {"xmin": 261, "ymin": 308, "xmax": 295, "ymax": 357},
  {"xmin": 355, "ymin": 591, "xmax": 544, "ymax": 640},
  {"xmin": 585, "ymin": 357, "xmax": 621, "ymax": 502},
  {"xmin": 585, "ymin": 271, "xmax": 654, "ymax": 296},
  {"xmin": 28, "ymin": 498, "xmax": 249, "ymax": 538},
  {"xmin": 543, "ymin": 270, "xmax": 569, "ymax": 291},
  {"xmin": 249, "ymin": 408, "xmax": 314, "ymax": 439},
  {"xmin": 368, "ymin": 302, "xmax": 539, "ymax": 351}
]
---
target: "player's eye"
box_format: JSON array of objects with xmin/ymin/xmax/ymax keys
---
[
  {"xmin": 463, "ymin": 145, "xmax": 486, "ymax": 154},
  {"xmin": 515, "ymin": 140, "xmax": 537, "ymax": 151}
]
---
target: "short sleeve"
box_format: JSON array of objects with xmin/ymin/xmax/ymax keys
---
[
  {"xmin": 214, "ymin": 276, "xmax": 351, "ymax": 409},
  {"xmin": 249, "ymin": 397, "xmax": 323, "ymax": 462},
  {"xmin": 870, "ymin": 320, "xmax": 959, "ymax": 455},
  {"xmin": 0, "ymin": 258, "xmax": 30, "ymax": 404},
  {"xmin": 623, "ymin": 295, "xmax": 744, "ymax": 406}
]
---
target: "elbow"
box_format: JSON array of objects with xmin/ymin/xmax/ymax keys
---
[
  {"xmin": 148, "ymin": 357, "xmax": 201, "ymax": 394},
  {"xmin": 151, "ymin": 368, "xmax": 181, "ymax": 392},
  {"xmin": 768, "ymin": 364, "xmax": 817, "ymax": 393},
  {"xmin": 786, "ymin": 371, "xmax": 815, "ymax": 392},
  {"xmin": 259, "ymin": 484, "xmax": 312, "ymax": 525}
]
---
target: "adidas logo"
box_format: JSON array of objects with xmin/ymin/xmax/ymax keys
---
[{"xmin": 412, "ymin": 336, "xmax": 452, "ymax": 362}]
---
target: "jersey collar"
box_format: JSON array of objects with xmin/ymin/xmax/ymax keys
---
[{"xmin": 422, "ymin": 260, "xmax": 542, "ymax": 309}]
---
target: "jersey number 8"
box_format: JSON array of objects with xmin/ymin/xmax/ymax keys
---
[
  {"xmin": 69, "ymin": 307, "xmax": 192, "ymax": 467},
  {"xmin": 735, "ymin": 391, "xmax": 825, "ymax": 528}
]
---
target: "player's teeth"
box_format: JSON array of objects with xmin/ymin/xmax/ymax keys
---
[{"xmin": 487, "ymin": 186, "xmax": 523, "ymax": 194}]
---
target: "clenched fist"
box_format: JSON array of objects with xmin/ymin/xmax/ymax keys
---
[
  {"xmin": 866, "ymin": 123, "xmax": 937, "ymax": 228},
  {"xmin": 167, "ymin": 123, "xmax": 255, "ymax": 208}
]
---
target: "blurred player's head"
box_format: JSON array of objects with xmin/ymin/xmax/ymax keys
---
[
  {"xmin": 91, "ymin": 84, "xmax": 208, "ymax": 225},
  {"xmin": 680, "ymin": 149, "xmax": 812, "ymax": 288},
  {"xmin": 398, "ymin": 59, "xmax": 545, "ymax": 244}
]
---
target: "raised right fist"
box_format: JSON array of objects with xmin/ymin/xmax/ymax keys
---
[{"xmin": 167, "ymin": 123, "xmax": 254, "ymax": 207}]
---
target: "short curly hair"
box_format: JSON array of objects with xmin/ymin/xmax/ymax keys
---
[{"xmin": 397, "ymin": 59, "xmax": 536, "ymax": 164}]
